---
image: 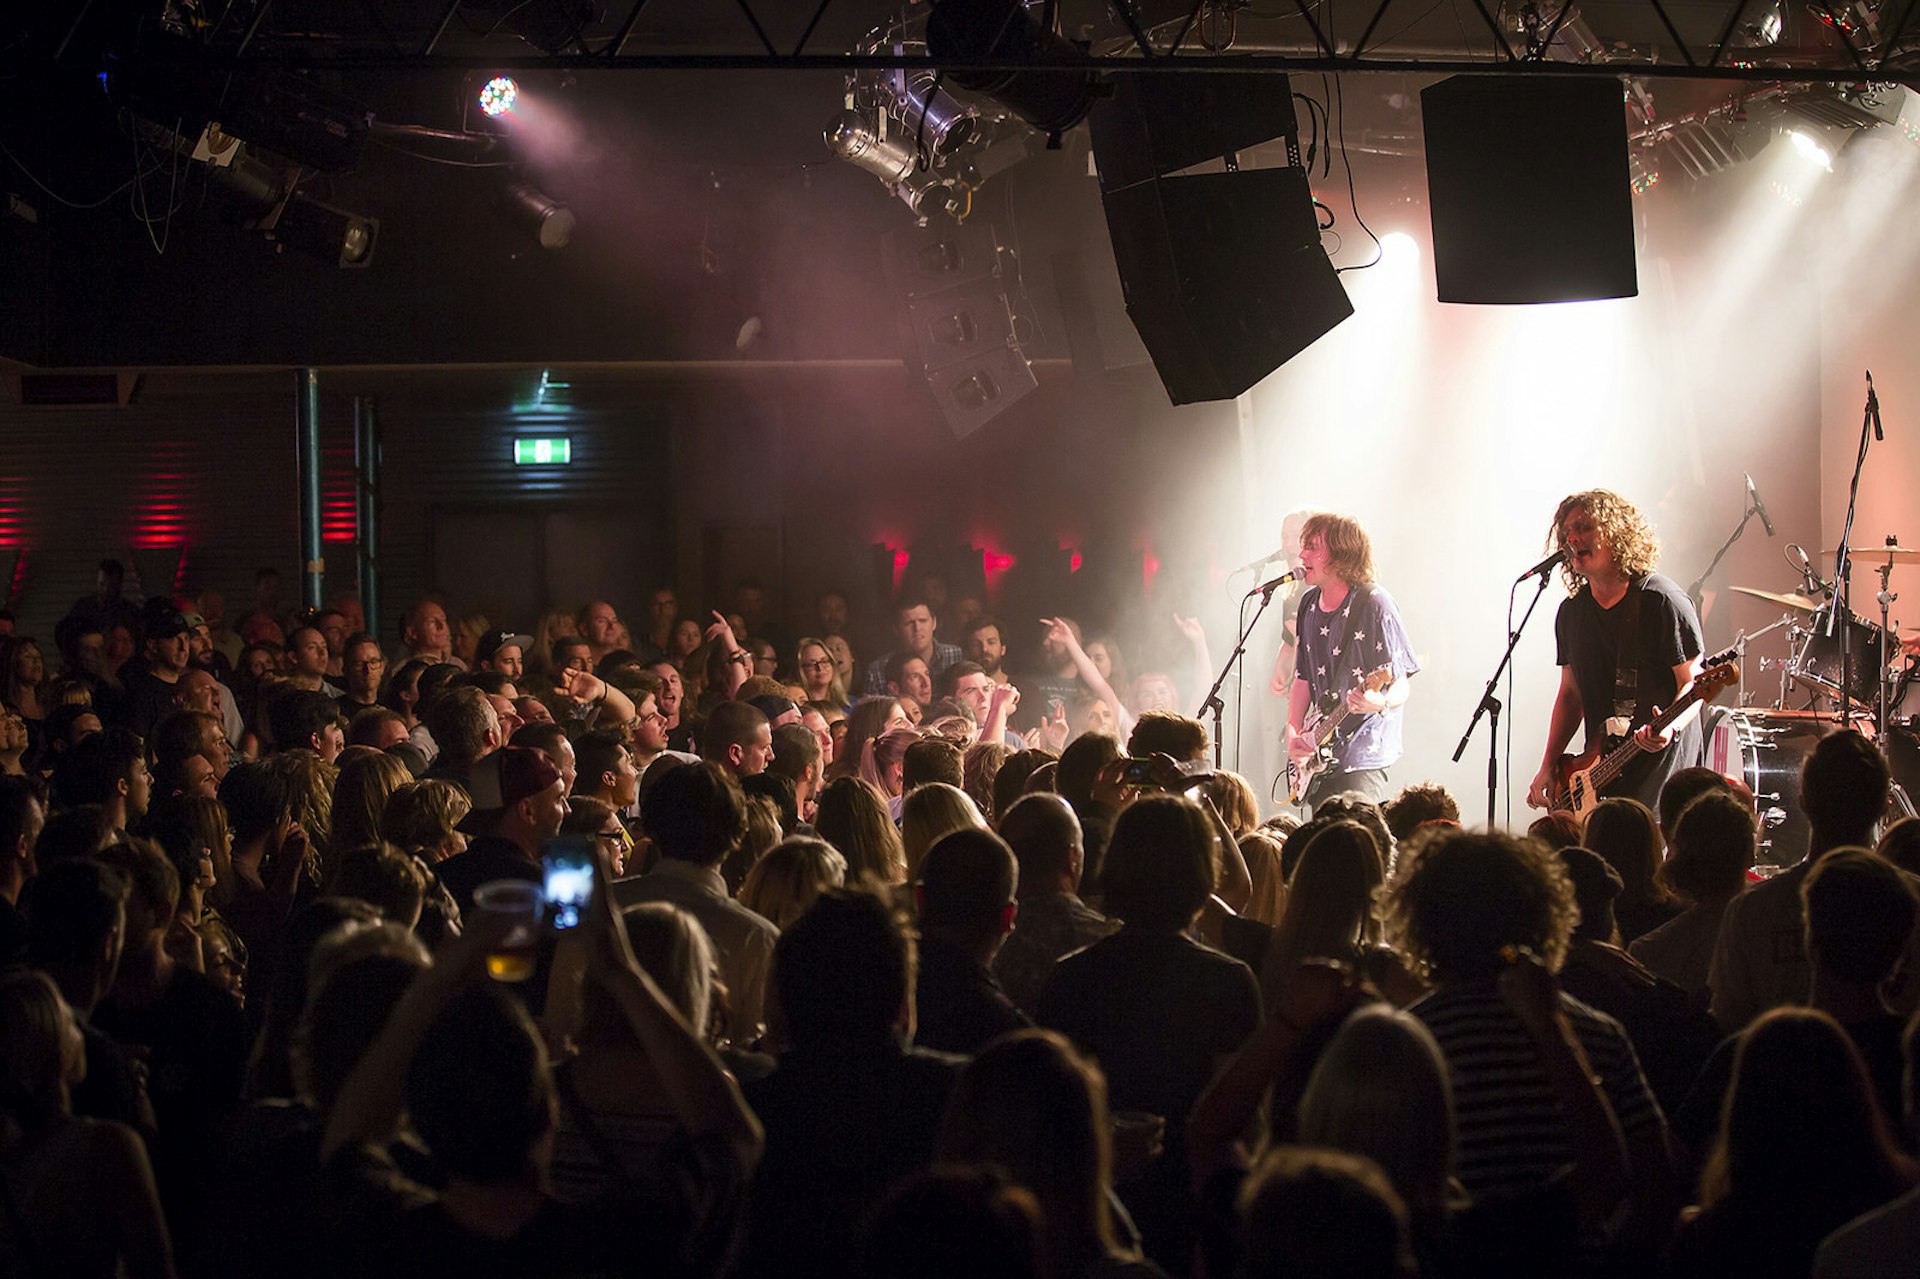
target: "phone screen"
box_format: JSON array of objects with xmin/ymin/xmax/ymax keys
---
[
  {"xmin": 1121, "ymin": 757, "xmax": 1156, "ymax": 786},
  {"xmin": 541, "ymin": 835, "xmax": 596, "ymax": 931}
]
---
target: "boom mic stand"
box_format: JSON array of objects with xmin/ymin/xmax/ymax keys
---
[
  {"xmin": 1198, "ymin": 575, "xmax": 1287, "ymax": 772},
  {"xmin": 1454, "ymin": 569, "xmax": 1553, "ymax": 828},
  {"xmin": 1833, "ymin": 372, "xmax": 1883, "ymax": 738}
]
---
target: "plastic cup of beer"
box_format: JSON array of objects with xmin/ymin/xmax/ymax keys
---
[{"xmin": 473, "ymin": 879, "xmax": 545, "ymax": 982}]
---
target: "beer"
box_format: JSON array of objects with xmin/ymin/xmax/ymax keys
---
[{"xmin": 472, "ymin": 879, "xmax": 545, "ymax": 983}]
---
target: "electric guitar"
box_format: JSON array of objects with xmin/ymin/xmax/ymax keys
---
[
  {"xmin": 1550, "ymin": 660, "xmax": 1739, "ymax": 822},
  {"xmin": 1286, "ymin": 665, "xmax": 1395, "ymax": 805}
]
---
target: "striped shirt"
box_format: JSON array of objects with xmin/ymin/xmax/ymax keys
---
[{"xmin": 1411, "ymin": 983, "xmax": 1664, "ymax": 1201}]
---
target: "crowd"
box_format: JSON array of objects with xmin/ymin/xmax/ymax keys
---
[{"xmin": 3, "ymin": 561, "xmax": 1920, "ymax": 1277}]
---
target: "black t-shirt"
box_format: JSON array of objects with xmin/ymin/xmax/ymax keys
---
[
  {"xmin": 913, "ymin": 935, "xmax": 1032, "ymax": 1056},
  {"xmin": 1553, "ymin": 572, "xmax": 1704, "ymax": 808}
]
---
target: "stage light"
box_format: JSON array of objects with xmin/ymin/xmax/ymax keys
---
[
  {"xmin": 1379, "ymin": 232, "xmax": 1421, "ymax": 266},
  {"xmin": 1788, "ymin": 129, "xmax": 1833, "ymax": 169},
  {"xmin": 925, "ymin": 0, "xmax": 1101, "ymax": 145},
  {"xmin": 266, "ymin": 191, "xmax": 379, "ymax": 268},
  {"xmin": 500, "ymin": 182, "xmax": 575, "ymax": 250},
  {"xmin": 479, "ymin": 76, "xmax": 519, "ymax": 119}
]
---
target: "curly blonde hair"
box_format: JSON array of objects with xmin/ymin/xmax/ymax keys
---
[
  {"xmin": 1551, "ymin": 490, "xmax": 1660, "ymax": 591},
  {"xmin": 1380, "ymin": 826, "xmax": 1577, "ymax": 981}
]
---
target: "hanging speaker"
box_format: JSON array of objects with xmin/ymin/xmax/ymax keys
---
[{"xmin": 1422, "ymin": 75, "xmax": 1637, "ymax": 304}]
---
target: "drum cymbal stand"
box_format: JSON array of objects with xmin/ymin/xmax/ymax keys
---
[
  {"xmin": 1871, "ymin": 546, "xmax": 1917, "ymax": 819},
  {"xmin": 1721, "ymin": 612, "xmax": 1798, "ymax": 710}
]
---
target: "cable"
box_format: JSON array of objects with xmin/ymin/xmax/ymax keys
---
[
  {"xmin": 0, "ymin": 136, "xmax": 141, "ymax": 210},
  {"xmin": 1330, "ymin": 74, "xmax": 1383, "ymax": 274}
]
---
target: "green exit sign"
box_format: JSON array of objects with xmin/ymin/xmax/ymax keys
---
[{"xmin": 513, "ymin": 437, "xmax": 572, "ymax": 466}]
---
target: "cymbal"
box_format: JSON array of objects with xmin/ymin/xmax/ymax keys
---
[
  {"xmin": 1824, "ymin": 546, "xmax": 1920, "ymax": 566},
  {"xmin": 1731, "ymin": 586, "xmax": 1822, "ymax": 612}
]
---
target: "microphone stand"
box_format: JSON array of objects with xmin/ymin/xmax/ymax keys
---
[
  {"xmin": 1198, "ymin": 578, "xmax": 1285, "ymax": 771},
  {"xmin": 1832, "ymin": 374, "xmax": 1881, "ymax": 736},
  {"xmin": 1686, "ymin": 493, "xmax": 1764, "ymax": 618},
  {"xmin": 1454, "ymin": 570, "xmax": 1553, "ymax": 828}
]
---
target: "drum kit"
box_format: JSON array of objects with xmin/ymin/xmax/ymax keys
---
[{"xmin": 1719, "ymin": 543, "xmax": 1920, "ymax": 863}]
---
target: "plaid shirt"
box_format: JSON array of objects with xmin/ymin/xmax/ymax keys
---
[{"xmin": 861, "ymin": 641, "xmax": 964, "ymax": 696}]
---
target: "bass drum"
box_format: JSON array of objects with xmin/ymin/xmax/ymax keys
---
[
  {"xmin": 1706, "ymin": 710, "xmax": 1833, "ymax": 867},
  {"xmin": 1707, "ymin": 708, "xmax": 1920, "ymax": 863}
]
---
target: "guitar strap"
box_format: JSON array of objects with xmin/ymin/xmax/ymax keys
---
[{"xmin": 1607, "ymin": 581, "xmax": 1644, "ymax": 743}]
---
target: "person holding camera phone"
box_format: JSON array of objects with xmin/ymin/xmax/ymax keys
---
[{"xmin": 1282, "ymin": 513, "xmax": 1419, "ymax": 811}]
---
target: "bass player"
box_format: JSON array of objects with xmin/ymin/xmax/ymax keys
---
[
  {"xmin": 1527, "ymin": 489, "xmax": 1706, "ymax": 814},
  {"xmin": 1283, "ymin": 513, "xmax": 1419, "ymax": 810}
]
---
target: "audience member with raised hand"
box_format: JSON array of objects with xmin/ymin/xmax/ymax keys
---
[
  {"xmin": 1383, "ymin": 827, "xmax": 1673, "ymax": 1262},
  {"xmin": 1040, "ymin": 616, "xmax": 1138, "ymax": 743},
  {"xmin": 318, "ymin": 838, "xmax": 757, "ymax": 1279},
  {"xmin": 0, "ymin": 969, "xmax": 176, "ymax": 1279}
]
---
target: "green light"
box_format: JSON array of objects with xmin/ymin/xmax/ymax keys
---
[{"xmin": 514, "ymin": 437, "xmax": 572, "ymax": 466}]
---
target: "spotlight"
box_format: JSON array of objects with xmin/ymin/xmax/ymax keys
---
[
  {"xmin": 265, "ymin": 191, "xmax": 379, "ymax": 268},
  {"xmin": 1379, "ymin": 232, "xmax": 1421, "ymax": 265},
  {"xmin": 925, "ymin": 0, "xmax": 1102, "ymax": 145},
  {"xmin": 824, "ymin": 110, "xmax": 960, "ymax": 218},
  {"xmin": 500, "ymin": 182, "xmax": 575, "ymax": 250},
  {"xmin": 479, "ymin": 76, "xmax": 519, "ymax": 119},
  {"xmin": 1788, "ymin": 129, "xmax": 1833, "ymax": 168}
]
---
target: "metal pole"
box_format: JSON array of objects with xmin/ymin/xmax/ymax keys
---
[
  {"xmin": 297, "ymin": 368, "xmax": 324, "ymax": 612},
  {"xmin": 353, "ymin": 395, "xmax": 383, "ymax": 641}
]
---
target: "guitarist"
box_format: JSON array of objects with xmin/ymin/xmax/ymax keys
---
[
  {"xmin": 1526, "ymin": 490, "xmax": 1706, "ymax": 814},
  {"xmin": 1283, "ymin": 513, "xmax": 1419, "ymax": 810}
]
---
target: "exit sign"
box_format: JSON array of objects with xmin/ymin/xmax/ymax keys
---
[{"xmin": 513, "ymin": 437, "xmax": 572, "ymax": 465}]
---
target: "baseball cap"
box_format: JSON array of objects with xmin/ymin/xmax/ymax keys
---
[
  {"xmin": 456, "ymin": 746, "xmax": 563, "ymax": 834},
  {"xmin": 146, "ymin": 609, "xmax": 190, "ymax": 640},
  {"xmin": 476, "ymin": 629, "xmax": 536, "ymax": 665},
  {"xmin": 747, "ymin": 694, "xmax": 799, "ymax": 724}
]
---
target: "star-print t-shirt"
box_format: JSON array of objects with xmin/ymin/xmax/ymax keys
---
[{"xmin": 1294, "ymin": 584, "xmax": 1420, "ymax": 771}]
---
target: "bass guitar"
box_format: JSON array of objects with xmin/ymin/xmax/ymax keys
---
[
  {"xmin": 1286, "ymin": 665, "xmax": 1395, "ymax": 805},
  {"xmin": 1550, "ymin": 661, "xmax": 1739, "ymax": 822}
]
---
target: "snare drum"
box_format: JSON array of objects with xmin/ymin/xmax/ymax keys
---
[
  {"xmin": 1792, "ymin": 607, "xmax": 1895, "ymax": 709},
  {"xmin": 1707, "ymin": 710, "xmax": 1832, "ymax": 866}
]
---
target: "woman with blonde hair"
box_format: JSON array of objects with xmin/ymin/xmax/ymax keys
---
[
  {"xmin": 528, "ymin": 609, "xmax": 578, "ymax": 680},
  {"xmin": 380, "ymin": 779, "xmax": 471, "ymax": 863},
  {"xmin": 1237, "ymin": 830, "xmax": 1289, "ymax": 927},
  {"xmin": 451, "ymin": 612, "xmax": 490, "ymax": 669},
  {"xmin": 0, "ymin": 970, "xmax": 175, "ymax": 1278},
  {"xmin": 963, "ymin": 740, "xmax": 1010, "ymax": 823},
  {"xmin": 814, "ymin": 775, "xmax": 907, "ymax": 887},
  {"xmin": 860, "ymin": 727, "xmax": 922, "ymax": 801},
  {"xmin": 1196, "ymin": 771, "xmax": 1260, "ymax": 839},
  {"xmin": 939, "ymin": 1030, "xmax": 1160, "ymax": 1279},
  {"xmin": 740, "ymin": 836, "xmax": 848, "ymax": 929},
  {"xmin": 327, "ymin": 751, "xmax": 414, "ymax": 870},
  {"xmin": 794, "ymin": 636, "xmax": 850, "ymax": 711},
  {"xmin": 901, "ymin": 783, "xmax": 989, "ymax": 882},
  {"xmin": 269, "ymin": 749, "xmax": 336, "ymax": 885},
  {"xmin": 1260, "ymin": 820, "xmax": 1385, "ymax": 998}
]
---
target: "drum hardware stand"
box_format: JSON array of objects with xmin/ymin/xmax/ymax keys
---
[
  {"xmin": 1722, "ymin": 612, "xmax": 1798, "ymax": 710},
  {"xmin": 1871, "ymin": 545, "xmax": 1917, "ymax": 822}
]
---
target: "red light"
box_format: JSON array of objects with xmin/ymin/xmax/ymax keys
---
[
  {"xmin": 890, "ymin": 547, "xmax": 910, "ymax": 595},
  {"xmin": 1142, "ymin": 549, "xmax": 1161, "ymax": 593},
  {"xmin": 1068, "ymin": 550, "xmax": 1083, "ymax": 573}
]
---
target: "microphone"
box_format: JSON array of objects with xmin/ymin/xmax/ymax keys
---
[
  {"xmin": 1868, "ymin": 371, "xmax": 1884, "ymax": 441},
  {"xmin": 1515, "ymin": 549, "xmax": 1565, "ymax": 584},
  {"xmin": 1745, "ymin": 472, "xmax": 1775, "ymax": 537},
  {"xmin": 1251, "ymin": 568, "xmax": 1302, "ymax": 596},
  {"xmin": 1232, "ymin": 546, "xmax": 1289, "ymax": 576}
]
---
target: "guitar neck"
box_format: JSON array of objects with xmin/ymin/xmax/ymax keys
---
[{"xmin": 1587, "ymin": 690, "xmax": 1702, "ymax": 791}]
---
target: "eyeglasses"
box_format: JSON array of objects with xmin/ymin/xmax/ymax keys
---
[
  {"xmin": 800, "ymin": 658, "xmax": 835, "ymax": 673},
  {"xmin": 349, "ymin": 658, "xmax": 385, "ymax": 670}
]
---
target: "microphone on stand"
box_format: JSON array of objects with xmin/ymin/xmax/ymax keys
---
[
  {"xmin": 1515, "ymin": 549, "xmax": 1566, "ymax": 584},
  {"xmin": 1868, "ymin": 371, "xmax": 1884, "ymax": 441},
  {"xmin": 1250, "ymin": 568, "xmax": 1302, "ymax": 597},
  {"xmin": 1745, "ymin": 472, "xmax": 1776, "ymax": 537}
]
